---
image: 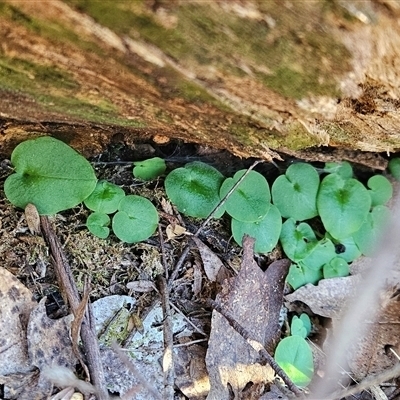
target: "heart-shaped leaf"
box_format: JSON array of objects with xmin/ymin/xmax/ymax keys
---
[
  {"xmin": 112, "ymin": 195, "xmax": 159, "ymax": 243},
  {"xmin": 286, "ymin": 263, "xmax": 323, "ymax": 290},
  {"xmin": 274, "ymin": 335, "xmax": 314, "ymax": 387},
  {"xmin": 231, "ymin": 204, "xmax": 281, "ymax": 253},
  {"xmin": 220, "ymin": 170, "xmax": 270, "ymax": 222},
  {"xmin": 4, "ymin": 137, "xmax": 97, "ymax": 215},
  {"xmin": 86, "ymin": 212, "xmax": 111, "ymax": 239},
  {"xmin": 300, "ymin": 314, "xmax": 312, "ymax": 336},
  {"xmin": 324, "ymin": 161, "xmax": 353, "ymax": 179},
  {"xmin": 280, "ymin": 218, "xmax": 317, "ymax": 262},
  {"xmin": 84, "ymin": 180, "xmax": 125, "ymax": 214},
  {"xmin": 272, "ymin": 163, "xmax": 319, "ymax": 221},
  {"xmin": 323, "ymin": 256, "xmax": 349, "ymax": 279},
  {"xmin": 367, "ymin": 175, "xmax": 393, "ymax": 207},
  {"xmin": 352, "ymin": 205, "xmax": 390, "ymax": 256},
  {"xmin": 317, "ymin": 173, "xmax": 371, "ymax": 239},
  {"xmin": 133, "ymin": 157, "xmax": 166, "ymax": 181},
  {"xmin": 165, "ymin": 161, "xmax": 225, "ymax": 218}
]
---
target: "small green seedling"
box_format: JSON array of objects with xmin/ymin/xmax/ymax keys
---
[
  {"xmin": 4, "ymin": 136, "xmax": 97, "ymax": 215},
  {"xmin": 286, "ymin": 263, "xmax": 323, "ymax": 290},
  {"xmin": 220, "ymin": 170, "xmax": 270, "ymax": 222},
  {"xmin": 231, "ymin": 204, "xmax": 282, "ymax": 253},
  {"xmin": 133, "ymin": 157, "xmax": 166, "ymax": 181},
  {"xmin": 388, "ymin": 158, "xmax": 400, "ymax": 180},
  {"xmin": 275, "ymin": 315, "xmax": 314, "ymax": 387},
  {"xmin": 272, "ymin": 162, "xmax": 319, "ymax": 221},
  {"xmin": 112, "ymin": 195, "xmax": 159, "ymax": 243},
  {"xmin": 323, "ymin": 257, "xmax": 349, "ymax": 279},
  {"xmin": 367, "ymin": 175, "xmax": 393, "ymax": 207},
  {"xmin": 84, "ymin": 180, "xmax": 125, "ymax": 214},
  {"xmin": 291, "ymin": 314, "xmax": 311, "ymax": 338},
  {"xmin": 317, "ymin": 173, "xmax": 371, "ymax": 240},
  {"xmin": 280, "ymin": 219, "xmax": 335, "ymax": 269},
  {"xmin": 86, "ymin": 212, "xmax": 111, "ymax": 239},
  {"xmin": 324, "ymin": 161, "xmax": 353, "ymax": 179},
  {"xmin": 165, "ymin": 161, "xmax": 225, "ymax": 218},
  {"xmin": 352, "ymin": 205, "xmax": 390, "ymax": 256}
]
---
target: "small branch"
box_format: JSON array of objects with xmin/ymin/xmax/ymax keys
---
[
  {"xmin": 207, "ymin": 298, "xmax": 303, "ymax": 397},
  {"xmin": 40, "ymin": 216, "xmax": 109, "ymax": 400},
  {"xmin": 168, "ymin": 159, "xmax": 264, "ymax": 285}
]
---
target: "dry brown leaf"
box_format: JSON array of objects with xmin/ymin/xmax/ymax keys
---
[
  {"xmin": 166, "ymin": 223, "xmax": 187, "ymax": 241},
  {"xmin": 175, "ymin": 344, "xmax": 210, "ymax": 399},
  {"xmin": 205, "ymin": 236, "xmax": 290, "ymax": 399},
  {"xmin": 192, "ymin": 236, "xmax": 230, "ymax": 283}
]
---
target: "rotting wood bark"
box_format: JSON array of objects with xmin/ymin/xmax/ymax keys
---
[{"xmin": 1, "ymin": 1, "xmax": 400, "ymax": 162}]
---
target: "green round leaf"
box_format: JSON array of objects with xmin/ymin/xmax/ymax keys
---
[
  {"xmin": 165, "ymin": 161, "xmax": 225, "ymax": 218},
  {"xmin": 84, "ymin": 180, "xmax": 125, "ymax": 214},
  {"xmin": 317, "ymin": 174, "xmax": 371, "ymax": 240},
  {"xmin": 324, "ymin": 161, "xmax": 353, "ymax": 179},
  {"xmin": 220, "ymin": 170, "xmax": 270, "ymax": 222},
  {"xmin": 86, "ymin": 212, "xmax": 111, "ymax": 239},
  {"xmin": 133, "ymin": 157, "xmax": 166, "ymax": 181},
  {"xmin": 291, "ymin": 317, "xmax": 307, "ymax": 339},
  {"xmin": 112, "ymin": 195, "xmax": 159, "ymax": 243},
  {"xmin": 286, "ymin": 263, "xmax": 323, "ymax": 290},
  {"xmin": 367, "ymin": 175, "xmax": 393, "ymax": 207},
  {"xmin": 272, "ymin": 163, "xmax": 319, "ymax": 221},
  {"xmin": 352, "ymin": 205, "xmax": 390, "ymax": 256},
  {"xmin": 323, "ymin": 257, "xmax": 349, "ymax": 279},
  {"xmin": 4, "ymin": 136, "xmax": 97, "ymax": 215},
  {"xmin": 275, "ymin": 336, "xmax": 314, "ymax": 387},
  {"xmin": 280, "ymin": 219, "xmax": 317, "ymax": 262},
  {"xmin": 388, "ymin": 158, "xmax": 400, "ymax": 180},
  {"xmin": 231, "ymin": 204, "xmax": 281, "ymax": 253}
]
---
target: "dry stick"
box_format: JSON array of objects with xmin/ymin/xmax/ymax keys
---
[
  {"xmin": 168, "ymin": 159, "xmax": 264, "ymax": 285},
  {"xmin": 207, "ymin": 299, "xmax": 303, "ymax": 397},
  {"xmin": 40, "ymin": 216, "xmax": 109, "ymax": 400}
]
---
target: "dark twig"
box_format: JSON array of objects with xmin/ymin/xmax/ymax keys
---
[
  {"xmin": 40, "ymin": 216, "xmax": 109, "ymax": 400},
  {"xmin": 207, "ymin": 298, "xmax": 303, "ymax": 397},
  {"xmin": 168, "ymin": 159, "xmax": 264, "ymax": 285}
]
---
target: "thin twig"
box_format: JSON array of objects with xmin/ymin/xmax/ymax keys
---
[
  {"xmin": 207, "ymin": 298, "xmax": 303, "ymax": 397},
  {"xmin": 40, "ymin": 216, "xmax": 109, "ymax": 400},
  {"xmin": 168, "ymin": 159, "xmax": 264, "ymax": 285}
]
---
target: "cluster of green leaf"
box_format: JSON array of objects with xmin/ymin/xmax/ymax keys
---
[
  {"xmin": 275, "ymin": 314, "xmax": 314, "ymax": 387},
  {"xmin": 3, "ymin": 137, "xmax": 396, "ymax": 277},
  {"xmin": 4, "ymin": 137, "xmax": 161, "ymax": 243},
  {"xmin": 164, "ymin": 159, "xmax": 393, "ymax": 289}
]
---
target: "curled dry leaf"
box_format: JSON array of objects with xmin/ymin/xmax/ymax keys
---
[
  {"xmin": 166, "ymin": 223, "xmax": 188, "ymax": 241},
  {"xmin": 192, "ymin": 236, "xmax": 230, "ymax": 283},
  {"xmin": 126, "ymin": 280, "xmax": 155, "ymax": 292},
  {"xmin": 25, "ymin": 203, "xmax": 41, "ymax": 234}
]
